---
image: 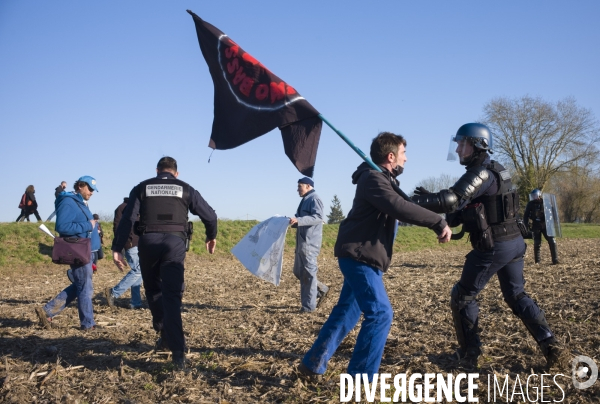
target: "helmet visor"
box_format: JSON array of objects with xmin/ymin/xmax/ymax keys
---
[
  {"xmin": 447, "ymin": 136, "xmax": 459, "ymax": 161},
  {"xmin": 529, "ymin": 190, "xmax": 542, "ymax": 201},
  {"xmin": 447, "ymin": 136, "xmax": 473, "ymax": 162}
]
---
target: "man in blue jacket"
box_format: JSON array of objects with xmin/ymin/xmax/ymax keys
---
[
  {"xmin": 35, "ymin": 176, "xmax": 101, "ymax": 331},
  {"xmin": 289, "ymin": 177, "xmax": 328, "ymax": 313}
]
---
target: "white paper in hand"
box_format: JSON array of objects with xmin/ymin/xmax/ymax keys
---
[
  {"xmin": 231, "ymin": 216, "xmax": 289, "ymax": 286},
  {"xmin": 38, "ymin": 224, "xmax": 55, "ymax": 238}
]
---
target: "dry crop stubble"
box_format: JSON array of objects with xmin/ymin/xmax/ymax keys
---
[{"xmin": 0, "ymin": 239, "xmax": 598, "ymax": 402}]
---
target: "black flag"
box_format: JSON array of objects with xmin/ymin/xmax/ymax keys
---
[{"xmin": 187, "ymin": 10, "xmax": 322, "ymax": 177}]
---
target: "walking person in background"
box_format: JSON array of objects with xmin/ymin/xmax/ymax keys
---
[
  {"xmin": 104, "ymin": 197, "xmax": 143, "ymax": 310},
  {"xmin": 289, "ymin": 177, "xmax": 329, "ymax": 313},
  {"xmin": 16, "ymin": 185, "xmax": 42, "ymax": 222},
  {"xmin": 35, "ymin": 176, "xmax": 101, "ymax": 331},
  {"xmin": 524, "ymin": 189, "xmax": 560, "ymax": 265},
  {"xmin": 46, "ymin": 181, "xmax": 67, "ymax": 221},
  {"xmin": 93, "ymin": 213, "xmax": 105, "ymax": 264}
]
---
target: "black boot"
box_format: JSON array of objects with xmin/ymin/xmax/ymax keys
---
[
  {"xmin": 155, "ymin": 329, "xmax": 169, "ymax": 351},
  {"xmin": 172, "ymin": 351, "xmax": 186, "ymax": 370},
  {"xmin": 540, "ymin": 337, "xmax": 568, "ymax": 370},
  {"xmin": 549, "ymin": 240, "xmax": 559, "ymax": 265},
  {"xmin": 534, "ymin": 241, "xmax": 541, "ymax": 264}
]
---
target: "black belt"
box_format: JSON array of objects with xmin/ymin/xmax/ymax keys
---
[
  {"xmin": 142, "ymin": 224, "xmax": 187, "ymax": 233},
  {"xmin": 490, "ymin": 220, "xmax": 521, "ymax": 241}
]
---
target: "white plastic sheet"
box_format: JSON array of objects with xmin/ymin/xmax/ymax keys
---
[{"xmin": 231, "ymin": 216, "xmax": 289, "ymax": 286}]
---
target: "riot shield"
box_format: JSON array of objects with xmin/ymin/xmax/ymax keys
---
[{"xmin": 543, "ymin": 193, "xmax": 562, "ymax": 237}]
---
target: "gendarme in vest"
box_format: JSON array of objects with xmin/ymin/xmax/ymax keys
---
[{"xmin": 138, "ymin": 177, "xmax": 190, "ymax": 234}]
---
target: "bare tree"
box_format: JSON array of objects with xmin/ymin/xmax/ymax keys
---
[
  {"xmin": 548, "ymin": 156, "xmax": 600, "ymax": 223},
  {"xmin": 482, "ymin": 96, "xmax": 600, "ymax": 204},
  {"xmin": 414, "ymin": 173, "xmax": 460, "ymax": 194}
]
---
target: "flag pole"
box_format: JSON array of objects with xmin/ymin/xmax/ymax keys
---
[
  {"xmin": 318, "ymin": 114, "xmax": 413, "ymax": 202},
  {"xmin": 318, "ymin": 114, "xmax": 381, "ymax": 173}
]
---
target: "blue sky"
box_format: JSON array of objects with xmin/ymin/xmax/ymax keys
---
[{"xmin": 1, "ymin": 1, "xmax": 599, "ymax": 223}]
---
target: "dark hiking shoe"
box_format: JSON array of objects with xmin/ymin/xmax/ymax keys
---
[
  {"xmin": 316, "ymin": 286, "xmax": 330, "ymax": 308},
  {"xmin": 155, "ymin": 336, "xmax": 169, "ymax": 351},
  {"xmin": 155, "ymin": 330, "xmax": 170, "ymax": 351},
  {"xmin": 35, "ymin": 307, "xmax": 52, "ymax": 329},
  {"xmin": 172, "ymin": 351, "xmax": 186, "ymax": 370},
  {"xmin": 296, "ymin": 362, "xmax": 322, "ymax": 383},
  {"xmin": 551, "ymin": 260, "xmax": 560, "ymax": 265},
  {"xmin": 104, "ymin": 287, "xmax": 115, "ymax": 308},
  {"xmin": 455, "ymin": 346, "xmax": 483, "ymax": 368},
  {"xmin": 540, "ymin": 338, "xmax": 569, "ymax": 370}
]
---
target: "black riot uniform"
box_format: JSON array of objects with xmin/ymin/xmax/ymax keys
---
[
  {"xmin": 524, "ymin": 194, "xmax": 559, "ymax": 265},
  {"xmin": 412, "ymin": 123, "xmax": 564, "ymax": 368},
  {"xmin": 112, "ymin": 171, "xmax": 217, "ymax": 358}
]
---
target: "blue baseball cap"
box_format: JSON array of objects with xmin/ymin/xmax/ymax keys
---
[{"xmin": 78, "ymin": 175, "xmax": 99, "ymax": 192}]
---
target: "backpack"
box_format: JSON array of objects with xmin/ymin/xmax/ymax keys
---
[{"xmin": 18, "ymin": 193, "xmax": 26, "ymax": 209}]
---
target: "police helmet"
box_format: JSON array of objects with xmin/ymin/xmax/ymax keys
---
[
  {"xmin": 529, "ymin": 189, "xmax": 542, "ymax": 201},
  {"xmin": 453, "ymin": 123, "xmax": 493, "ymax": 153}
]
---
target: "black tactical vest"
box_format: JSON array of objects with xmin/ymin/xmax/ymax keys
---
[
  {"xmin": 532, "ymin": 201, "xmax": 544, "ymax": 220},
  {"xmin": 529, "ymin": 200, "xmax": 545, "ymax": 229},
  {"xmin": 472, "ymin": 161, "xmax": 521, "ymax": 241},
  {"xmin": 137, "ymin": 177, "xmax": 190, "ymax": 233}
]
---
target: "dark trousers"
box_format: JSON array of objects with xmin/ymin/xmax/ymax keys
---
[
  {"xmin": 533, "ymin": 228, "xmax": 558, "ymax": 263},
  {"xmin": 457, "ymin": 237, "xmax": 553, "ymax": 344},
  {"xmin": 138, "ymin": 233, "xmax": 187, "ymax": 353},
  {"xmin": 16, "ymin": 209, "xmax": 42, "ymax": 222}
]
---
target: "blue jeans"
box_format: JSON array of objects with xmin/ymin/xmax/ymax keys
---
[
  {"xmin": 43, "ymin": 252, "xmax": 96, "ymax": 329},
  {"xmin": 302, "ymin": 257, "xmax": 393, "ymax": 381},
  {"xmin": 111, "ymin": 246, "xmax": 142, "ymax": 308}
]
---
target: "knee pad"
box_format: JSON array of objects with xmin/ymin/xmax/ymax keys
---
[
  {"xmin": 451, "ymin": 283, "xmax": 475, "ymax": 311},
  {"xmin": 450, "ymin": 283, "xmax": 478, "ymax": 349}
]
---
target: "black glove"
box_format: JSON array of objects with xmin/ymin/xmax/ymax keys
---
[{"xmin": 414, "ymin": 186, "xmax": 431, "ymax": 195}]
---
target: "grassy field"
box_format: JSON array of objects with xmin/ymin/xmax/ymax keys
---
[{"xmin": 1, "ymin": 220, "xmax": 599, "ymax": 269}]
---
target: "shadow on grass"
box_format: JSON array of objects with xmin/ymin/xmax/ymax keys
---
[{"xmin": 38, "ymin": 242, "xmax": 53, "ymax": 257}]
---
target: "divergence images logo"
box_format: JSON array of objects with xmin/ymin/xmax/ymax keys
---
[
  {"xmin": 572, "ymin": 355, "xmax": 598, "ymax": 390},
  {"xmin": 217, "ymin": 35, "xmax": 305, "ymax": 111}
]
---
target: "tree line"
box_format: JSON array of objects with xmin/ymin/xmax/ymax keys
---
[{"xmin": 416, "ymin": 96, "xmax": 600, "ymax": 223}]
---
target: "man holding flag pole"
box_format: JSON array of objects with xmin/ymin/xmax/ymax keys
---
[{"xmin": 186, "ymin": 11, "xmax": 451, "ymax": 381}]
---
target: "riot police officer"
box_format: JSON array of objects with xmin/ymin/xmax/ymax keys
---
[
  {"xmin": 412, "ymin": 123, "xmax": 565, "ymax": 368},
  {"xmin": 524, "ymin": 189, "xmax": 559, "ymax": 264},
  {"xmin": 112, "ymin": 157, "xmax": 217, "ymax": 369}
]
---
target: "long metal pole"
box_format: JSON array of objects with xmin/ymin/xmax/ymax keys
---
[{"xmin": 318, "ymin": 114, "xmax": 412, "ymax": 202}]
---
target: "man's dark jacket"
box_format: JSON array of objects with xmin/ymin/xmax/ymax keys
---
[
  {"xmin": 335, "ymin": 162, "xmax": 447, "ymax": 272},
  {"xmin": 54, "ymin": 186, "xmax": 64, "ymax": 199},
  {"xmin": 114, "ymin": 201, "xmax": 139, "ymax": 250}
]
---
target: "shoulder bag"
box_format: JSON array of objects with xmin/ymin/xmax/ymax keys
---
[{"xmin": 51, "ymin": 201, "xmax": 92, "ymax": 266}]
